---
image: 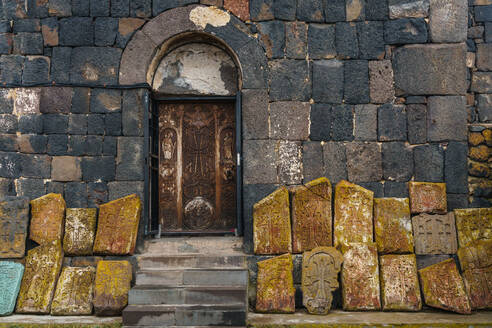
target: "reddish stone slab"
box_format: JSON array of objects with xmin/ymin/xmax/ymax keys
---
[
  {"xmin": 291, "ymin": 177, "xmax": 332, "ymax": 254},
  {"xmin": 408, "ymin": 182, "xmax": 447, "ymax": 214},
  {"xmin": 412, "ymin": 213, "xmax": 458, "ymax": 255},
  {"xmin": 457, "ymin": 239, "xmax": 492, "ymax": 271},
  {"xmin": 374, "ymin": 198, "xmax": 413, "ymax": 254},
  {"xmin": 379, "ymin": 254, "xmax": 422, "ymax": 311},
  {"xmin": 418, "ymin": 259, "xmax": 471, "ymax": 314},
  {"xmin": 29, "ymin": 193, "xmax": 66, "ymax": 245},
  {"xmin": 454, "ymin": 208, "xmax": 492, "ymax": 248},
  {"xmin": 341, "ymin": 243, "xmax": 381, "ymax": 311},
  {"xmin": 224, "ymin": 0, "xmax": 250, "ymax": 20},
  {"xmin": 462, "ymin": 267, "xmax": 492, "ymax": 310}
]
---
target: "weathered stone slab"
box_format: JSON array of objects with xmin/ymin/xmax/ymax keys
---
[
  {"xmin": 412, "ymin": 213, "xmax": 458, "ymax": 255},
  {"xmin": 374, "ymin": 198, "xmax": 413, "ymax": 254},
  {"xmin": 302, "ymin": 247, "xmax": 343, "ymax": 315},
  {"xmin": 291, "ymin": 178, "xmax": 332, "ymax": 254},
  {"xmin": 408, "ymin": 182, "xmax": 447, "ymax": 214},
  {"xmin": 63, "ymin": 208, "xmax": 97, "ymax": 256},
  {"xmin": 429, "ymin": 0, "xmax": 467, "ymax": 43},
  {"xmin": 253, "ymin": 187, "xmax": 292, "ymax": 255},
  {"xmin": 341, "ymin": 243, "xmax": 381, "ymax": 311},
  {"xmin": 93, "ymin": 260, "xmax": 132, "ymax": 316},
  {"xmin": 454, "ymin": 208, "xmax": 492, "ymax": 248},
  {"xmin": 256, "ymin": 254, "xmax": 295, "ymax": 313},
  {"xmin": 418, "ymin": 259, "xmax": 471, "ymax": 314},
  {"xmin": 0, "ymin": 197, "xmax": 29, "ymax": 258},
  {"xmin": 0, "ymin": 261, "xmax": 24, "ymax": 316},
  {"xmin": 16, "ymin": 241, "xmax": 64, "ymax": 314},
  {"xmin": 462, "ymin": 267, "xmax": 492, "ymax": 310},
  {"xmin": 29, "ymin": 193, "xmax": 66, "ymax": 245},
  {"xmin": 51, "ymin": 267, "xmax": 95, "ymax": 315},
  {"xmin": 93, "ymin": 194, "xmax": 141, "ymax": 255},
  {"xmin": 389, "ymin": 0, "xmax": 430, "ymax": 18},
  {"xmin": 380, "ymin": 254, "xmax": 422, "ymax": 311},
  {"xmin": 457, "ymin": 240, "xmax": 492, "ymax": 271},
  {"xmin": 334, "ymin": 181, "xmax": 374, "ymax": 248}
]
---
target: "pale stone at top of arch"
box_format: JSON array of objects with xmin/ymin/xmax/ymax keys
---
[{"xmin": 189, "ymin": 6, "xmax": 230, "ymax": 29}]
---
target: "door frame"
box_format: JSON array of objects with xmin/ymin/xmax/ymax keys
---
[{"xmin": 145, "ymin": 94, "xmax": 243, "ymax": 237}]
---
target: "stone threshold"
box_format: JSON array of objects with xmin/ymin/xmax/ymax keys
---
[
  {"xmin": 0, "ymin": 315, "xmax": 121, "ymax": 327},
  {"xmin": 247, "ymin": 310, "xmax": 492, "ymax": 327}
]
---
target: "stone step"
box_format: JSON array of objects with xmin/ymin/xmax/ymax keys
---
[
  {"xmin": 122, "ymin": 304, "xmax": 247, "ymax": 327},
  {"xmin": 135, "ymin": 268, "xmax": 248, "ymax": 287},
  {"xmin": 137, "ymin": 254, "xmax": 246, "ymax": 270},
  {"xmin": 128, "ymin": 286, "xmax": 247, "ymax": 305},
  {"xmin": 143, "ymin": 236, "xmax": 244, "ymax": 255}
]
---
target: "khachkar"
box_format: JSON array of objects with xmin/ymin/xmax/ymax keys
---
[
  {"xmin": 93, "ymin": 260, "xmax": 132, "ymax": 315},
  {"xmin": 374, "ymin": 198, "xmax": 413, "ymax": 254},
  {"xmin": 0, "ymin": 196, "xmax": 29, "ymax": 258},
  {"xmin": 408, "ymin": 182, "xmax": 447, "ymax": 214},
  {"xmin": 454, "ymin": 208, "xmax": 492, "ymax": 248},
  {"xmin": 51, "ymin": 267, "xmax": 96, "ymax": 315},
  {"xmin": 253, "ymin": 187, "xmax": 292, "ymax": 255},
  {"xmin": 291, "ymin": 178, "xmax": 332, "ymax": 253},
  {"xmin": 63, "ymin": 208, "xmax": 97, "ymax": 256},
  {"xmin": 29, "ymin": 193, "xmax": 66, "ymax": 245},
  {"xmin": 412, "ymin": 213, "xmax": 458, "ymax": 255},
  {"xmin": 0, "ymin": 262, "xmax": 24, "ymax": 316},
  {"xmin": 301, "ymin": 247, "xmax": 343, "ymax": 314}
]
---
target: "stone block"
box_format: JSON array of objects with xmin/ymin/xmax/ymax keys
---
[
  {"xmin": 59, "ymin": 18, "xmax": 93, "ymax": 46},
  {"xmin": 130, "ymin": 0, "xmax": 151, "ymax": 17},
  {"xmin": 471, "ymin": 72, "xmax": 492, "ymax": 93},
  {"xmin": 70, "ymin": 47, "xmax": 122, "ymax": 85},
  {"xmin": 93, "ymin": 260, "xmax": 132, "ymax": 316},
  {"xmin": 276, "ymin": 141, "xmax": 303, "ymax": 185},
  {"xmin": 354, "ymin": 104, "xmax": 377, "ymax": 141},
  {"xmin": 271, "ymin": 0, "xmax": 296, "ymax": 20},
  {"xmin": 85, "ymin": 136, "xmax": 103, "ymax": 156},
  {"xmin": 253, "ymin": 187, "xmax": 291, "ymax": 255},
  {"xmin": 369, "ymin": 60, "xmax": 394, "ymax": 104},
  {"xmin": 335, "ymin": 22, "xmax": 358, "ymax": 59},
  {"xmin": 63, "ymin": 208, "xmax": 97, "ymax": 256},
  {"xmin": 478, "ymin": 94, "xmax": 492, "ymax": 123},
  {"xmin": 250, "ymin": 0, "xmax": 273, "ymax": 20},
  {"xmin": 454, "ymin": 208, "xmax": 492, "ymax": 248},
  {"xmin": 0, "ymin": 197, "xmax": 29, "ymax": 258},
  {"xmin": 102, "ymin": 137, "xmax": 117, "ymax": 156},
  {"xmin": 14, "ymin": 19, "xmax": 41, "ymax": 33},
  {"xmin": 93, "ymin": 194, "xmax": 141, "ymax": 255},
  {"xmin": 111, "ymin": 0, "xmax": 129, "ymax": 16},
  {"xmin": 334, "ymin": 181, "xmax": 373, "ymax": 248},
  {"xmin": 427, "ymin": 96, "xmax": 467, "ymax": 142},
  {"xmin": 15, "ymin": 178, "xmax": 45, "ymax": 200},
  {"xmin": 344, "ymin": 60, "xmax": 369, "ymax": 104},
  {"xmin": 0, "ymin": 135, "xmax": 18, "ymax": 152},
  {"xmin": 71, "ymin": 0, "xmax": 89, "ymax": 15},
  {"xmin": 269, "ymin": 60, "xmax": 310, "ymax": 101},
  {"xmin": 389, "ymin": 0, "xmax": 429, "ymax": 18},
  {"xmin": 94, "ymin": 17, "xmax": 117, "ymax": 46},
  {"xmin": 40, "ymin": 87, "xmax": 72, "ymax": 114},
  {"xmin": 256, "ymin": 254, "xmax": 295, "ymax": 313},
  {"xmin": 242, "ymin": 89, "xmax": 268, "ymax": 139},
  {"xmin": 407, "ymin": 104, "xmax": 426, "ymax": 144},
  {"xmin": 22, "ymin": 56, "xmax": 50, "ymax": 84},
  {"xmin": 0, "ymin": 33, "xmax": 13, "ymax": 54},
  {"xmin": 71, "ymin": 88, "xmax": 90, "ymax": 114},
  {"xmin": 408, "ymin": 182, "xmax": 447, "ymax": 214},
  {"xmin": 380, "ymin": 254, "xmax": 421, "ymax": 311},
  {"xmin": 0, "ymin": 90, "xmax": 14, "ymax": 114},
  {"xmin": 382, "ymin": 142, "xmax": 413, "ymax": 182},
  {"xmin": 457, "ymin": 240, "xmax": 492, "ymax": 271},
  {"xmin": 243, "ymin": 140, "xmax": 277, "ymax": 185},
  {"xmin": 16, "ymin": 241, "xmax": 64, "ymax": 314},
  {"xmin": 477, "ymin": 5, "xmax": 492, "ymax": 22},
  {"xmin": 88, "ymin": 182, "xmax": 108, "ymax": 208},
  {"xmin": 477, "ymin": 44, "xmax": 492, "ymax": 71},
  {"xmin": 365, "ymin": 0, "xmax": 388, "ymax": 19},
  {"xmin": 412, "ymin": 213, "xmax": 458, "ymax": 254},
  {"xmin": 378, "ymin": 104, "xmax": 407, "ymax": 141},
  {"xmin": 486, "ymin": 22, "xmax": 492, "ymax": 42},
  {"xmin": 81, "ymin": 156, "xmax": 115, "ymax": 181},
  {"xmin": 393, "ymin": 44, "xmax": 467, "ymax": 96},
  {"xmin": 374, "ymin": 198, "xmax": 413, "ymax": 254},
  {"xmin": 65, "ymin": 183, "xmax": 87, "ymax": 206},
  {"xmin": 115, "ymin": 18, "xmax": 145, "ymax": 48},
  {"xmin": 308, "ymin": 24, "xmax": 335, "ymax": 59},
  {"xmin": 0, "ymin": 115, "xmax": 17, "ymax": 134},
  {"xmin": 0, "ymin": 262, "xmax": 24, "ymax": 316},
  {"xmin": 90, "ymin": 89, "xmax": 121, "ymax": 113},
  {"xmin": 302, "ymin": 247, "xmax": 343, "ymax": 314},
  {"xmin": 414, "ymin": 144, "xmax": 444, "ymax": 182},
  {"xmin": 312, "ymin": 60, "xmax": 343, "ymax": 104},
  {"xmin": 48, "ymin": 0, "xmax": 71, "ymax": 16},
  {"xmin": 0, "ymin": 152, "xmax": 21, "ymax": 179},
  {"xmin": 29, "ymin": 193, "xmax": 66, "ymax": 245},
  {"xmin": 105, "ymin": 113, "xmax": 121, "ymax": 136},
  {"xmin": 68, "ymin": 114, "xmax": 87, "ymax": 135},
  {"xmin": 429, "ymin": 0, "xmax": 467, "ymax": 42},
  {"xmin": 50, "ymin": 267, "xmax": 95, "ymax": 315},
  {"xmin": 18, "ymin": 134, "xmax": 45, "ymax": 153},
  {"xmin": 87, "ymin": 114, "xmax": 105, "ymax": 135},
  {"xmin": 291, "ymin": 178, "xmax": 332, "ymax": 254},
  {"xmin": 296, "ymin": 0, "xmax": 324, "ymax": 22},
  {"xmin": 346, "ymin": 0, "xmax": 365, "ymax": 21},
  {"xmin": 384, "ymin": 18, "xmax": 428, "ymax": 44},
  {"xmin": 0, "ymin": 56, "xmax": 24, "ymax": 84},
  {"xmin": 418, "ymin": 259, "xmax": 471, "ymax": 314},
  {"xmin": 43, "ymin": 114, "xmax": 68, "ymax": 135},
  {"xmin": 50, "ymin": 47, "xmax": 71, "ymax": 83},
  {"xmin": 444, "ymin": 142, "xmax": 467, "ymax": 194},
  {"xmin": 90, "ymin": 0, "xmax": 110, "ymax": 16},
  {"xmin": 331, "ymin": 104, "xmax": 353, "ymax": 141},
  {"xmin": 19, "ymin": 154, "xmax": 51, "ymax": 179},
  {"xmin": 257, "ymin": 21, "xmax": 284, "ymax": 59},
  {"xmin": 302, "ymin": 142, "xmax": 323, "ymax": 183},
  {"xmin": 322, "ymin": 142, "xmax": 347, "ymax": 184},
  {"xmin": 462, "ymin": 267, "xmax": 492, "ymax": 310},
  {"xmin": 12, "ymin": 33, "xmax": 43, "ymax": 55},
  {"xmin": 116, "ymin": 137, "xmax": 144, "ymax": 180},
  {"xmin": 122, "ymin": 89, "xmax": 144, "ymax": 137},
  {"xmin": 341, "ymin": 243, "xmax": 381, "ymax": 310},
  {"xmin": 270, "ymin": 102, "xmax": 310, "ymax": 140},
  {"xmin": 346, "ymin": 142, "xmax": 382, "ymax": 182},
  {"xmin": 357, "ymin": 21, "xmax": 384, "ymax": 59},
  {"xmin": 285, "ymin": 22, "xmax": 306, "ymax": 59},
  {"xmin": 223, "ymin": 0, "xmax": 249, "ymax": 20},
  {"xmin": 107, "ymin": 181, "xmax": 144, "ymax": 201}
]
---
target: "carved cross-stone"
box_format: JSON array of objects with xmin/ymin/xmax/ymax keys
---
[
  {"xmin": 0, "ymin": 261, "xmax": 24, "ymax": 316},
  {"xmin": 63, "ymin": 208, "xmax": 97, "ymax": 256},
  {"xmin": 29, "ymin": 193, "xmax": 66, "ymax": 245},
  {"xmin": 408, "ymin": 182, "xmax": 447, "ymax": 214},
  {"xmin": 51, "ymin": 267, "xmax": 96, "ymax": 315},
  {"xmin": 93, "ymin": 260, "xmax": 132, "ymax": 316},
  {"xmin": 457, "ymin": 239, "xmax": 492, "ymax": 271},
  {"xmin": 374, "ymin": 198, "xmax": 413, "ymax": 254},
  {"xmin": 412, "ymin": 213, "xmax": 458, "ymax": 255},
  {"xmin": 302, "ymin": 246, "xmax": 343, "ymax": 315},
  {"xmin": 0, "ymin": 197, "xmax": 29, "ymax": 258},
  {"xmin": 454, "ymin": 208, "xmax": 492, "ymax": 248},
  {"xmin": 462, "ymin": 267, "xmax": 492, "ymax": 310}
]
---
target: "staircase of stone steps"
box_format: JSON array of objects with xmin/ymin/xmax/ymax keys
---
[{"xmin": 122, "ymin": 237, "xmax": 248, "ymax": 328}]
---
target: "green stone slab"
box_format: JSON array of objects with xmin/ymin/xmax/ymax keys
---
[{"xmin": 0, "ymin": 262, "xmax": 24, "ymax": 316}]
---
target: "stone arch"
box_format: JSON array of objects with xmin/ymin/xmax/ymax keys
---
[{"xmin": 119, "ymin": 4, "xmax": 268, "ymax": 90}]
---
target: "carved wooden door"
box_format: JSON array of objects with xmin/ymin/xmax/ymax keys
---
[{"xmin": 158, "ymin": 102, "xmax": 236, "ymax": 233}]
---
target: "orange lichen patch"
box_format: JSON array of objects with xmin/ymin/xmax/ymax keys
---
[
  {"xmin": 93, "ymin": 194, "xmax": 141, "ymax": 255},
  {"xmin": 253, "ymin": 187, "xmax": 292, "ymax": 255},
  {"xmin": 334, "ymin": 181, "xmax": 374, "ymax": 248},
  {"xmin": 457, "ymin": 239, "xmax": 492, "ymax": 271},
  {"xmin": 291, "ymin": 177, "xmax": 332, "ymax": 254},
  {"xmin": 374, "ymin": 198, "xmax": 413, "ymax": 254},
  {"xmin": 408, "ymin": 182, "xmax": 447, "ymax": 214},
  {"xmin": 418, "ymin": 259, "xmax": 471, "ymax": 314},
  {"xmin": 468, "ymin": 161, "xmax": 490, "ymax": 178},
  {"xmin": 469, "ymin": 132, "xmax": 485, "ymax": 146},
  {"xmin": 51, "ymin": 267, "xmax": 95, "ymax": 315},
  {"xmin": 454, "ymin": 208, "xmax": 492, "ymax": 248},
  {"xmin": 256, "ymin": 254, "xmax": 295, "ymax": 314},
  {"xmin": 29, "ymin": 193, "xmax": 66, "ymax": 245},
  {"xmin": 483, "ymin": 128, "xmax": 492, "ymax": 146},
  {"xmin": 223, "ymin": 0, "xmax": 250, "ymax": 20},
  {"xmin": 63, "ymin": 208, "xmax": 97, "ymax": 256},
  {"xmin": 93, "ymin": 260, "xmax": 132, "ymax": 316},
  {"xmin": 469, "ymin": 145, "xmax": 490, "ymax": 162},
  {"xmin": 462, "ymin": 267, "xmax": 492, "ymax": 310}
]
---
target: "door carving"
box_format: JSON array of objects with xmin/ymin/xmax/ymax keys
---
[{"xmin": 158, "ymin": 102, "xmax": 236, "ymax": 233}]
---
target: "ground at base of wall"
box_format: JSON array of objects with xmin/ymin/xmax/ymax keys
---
[
  {"xmin": 248, "ymin": 310, "xmax": 492, "ymax": 328},
  {"xmin": 0, "ymin": 315, "xmax": 121, "ymax": 328}
]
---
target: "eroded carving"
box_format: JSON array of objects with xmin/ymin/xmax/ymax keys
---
[{"xmin": 412, "ymin": 213, "xmax": 458, "ymax": 255}]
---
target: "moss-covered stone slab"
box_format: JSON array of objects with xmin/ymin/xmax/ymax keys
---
[
  {"xmin": 462, "ymin": 267, "xmax": 492, "ymax": 310},
  {"xmin": 51, "ymin": 267, "xmax": 95, "ymax": 316},
  {"xmin": 408, "ymin": 182, "xmax": 447, "ymax": 214},
  {"xmin": 16, "ymin": 241, "xmax": 64, "ymax": 314},
  {"xmin": 341, "ymin": 243, "xmax": 381, "ymax": 311},
  {"xmin": 292, "ymin": 178, "xmax": 332, "ymax": 254},
  {"xmin": 0, "ymin": 197, "xmax": 29, "ymax": 258},
  {"xmin": 256, "ymin": 254, "xmax": 295, "ymax": 313},
  {"xmin": 302, "ymin": 247, "xmax": 343, "ymax": 315},
  {"xmin": 412, "ymin": 213, "xmax": 458, "ymax": 255},
  {"xmin": 418, "ymin": 259, "xmax": 471, "ymax": 314},
  {"xmin": 253, "ymin": 187, "xmax": 292, "ymax": 255},
  {"xmin": 334, "ymin": 181, "xmax": 374, "ymax": 248},
  {"xmin": 93, "ymin": 195, "xmax": 141, "ymax": 255},
  {"xmin": 63, "ymin": 208, "xmax": 97, "ymax": 256},
  {"xmin": 0, "ymin": 262, "xmax": 24, "ymax": 316},
  {"xmin": 29, "ymin": 194, "xmax": 66, "ymax": 245},
  {"xmin": 93, "ymin": 260, "xmax": 132, "ymax": 316},
  {"xmin": 374, "ymin": 198, "xmax": 413, "ymax": 254},
  {"xmin": 454, "ymin": 208, "xmax": 492, "ymax": 248},
  {"xmin": 380, "ymin": 254, "xmax": 422, "ymax": 311},
  {"xmin": 457, "ymin": 239, "xmax": 492, "ymax": 271}
]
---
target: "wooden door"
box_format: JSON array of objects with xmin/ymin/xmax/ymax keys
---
[{"xmin": 158, "ymin": 102, "xmax": 236, "ymax": 233}]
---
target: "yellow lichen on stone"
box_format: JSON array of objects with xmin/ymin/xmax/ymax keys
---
[
  {"xmin": 457, "ymin": 239, "xmax": 492, "ymax": 271},
  {"xmin": 93, "ymin": 260, "xmax": 132, "ymax": 316},
  {"xmin": 63, "ymin": 208, "xmax": 97, "ymax": 256},
  {"xmin": 51, "ymin": 267, "xmax": 96, "ymax": 315},
  {"xmin": 334, "ymin": 181, "xmax": 374, "ymax": 248},
  {"xmin": 462, "ymin": 267, "xmax": 492, "ymax": 310},
  {"xmin": 454, "ymin": 208, "xmax": 492, "ymax": 248},
  {"xmin": 374, "ymin": 198, "xmax": 413, "ymax": 254},
  {"xmin": 253, "ymin": 187, "xmax": 292, "ymax": 255},
  {"xmin": 29, "ymin": 193, "xmax": 66, "ymax": 245},
  {"xmin": 16, "ymin": 241, "xmax": 64, "ymax": 314}
]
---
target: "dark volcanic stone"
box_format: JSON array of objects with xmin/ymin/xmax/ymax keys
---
[
  {"xmin": 82, "ymin": 156, "xmax": 115, "ymax": 181},
  {"xmin": 331, "ymin": 104, "xmax": 354, "ymax": 141},
  {"xmin": 308, "ymin": 24, "xmax": 336, "ymax": 59},
  {"xmin": 65, "ymin": 182, "xmax": 88, "ymax": 208},
  {"xmin": 378, "ymin": 104, "xmax": 407, "ymax": 141},
  {"xmin": 445, "ymin": 142, "xmax": 468, "ymax": 194},
  {"xmin": 346, "ymin": 142, "xmax": 382, "ymax": 182},
  {"xmin": 414, "ymin": 144, "xmax": 444, "ymax": 182},
  {"xmin": 269, "ymin": 60, "xmax": 310, "ymax": 101},
  {"xmin": 94, "ymin": 17, "xmax": 118, "ymax": 46},
  {"xmin": 285, "ymin": 22, "xmax": 307, "ymax": 59},
  {"xmin": 43, "ymin": 114, "xmax": 68, "ymax": 134},
  {"xmin": 382, "ymin": 142, "xmax": 413, "ymax": 182},
  {"xmin": 111, "ymin": 0, "xmax": 129, "ymax": 17},
  {"xmin": 475, "ymin": 5, "xmax": 492, "ymax": 22},
  {"xmin": 325, "ymin": 0, "xmax": 346, "ymax": 22},
  {"xmin": 13, "ymin": 32, "xmax": 43, "ymax": 55},
  {"xmin": 297, "ymin": 0, "xmax": 325, "ymax": 22},
  {"xmin": 357, "ymin": 21, "xmax": 385, "ymax": 59},
  {"xmin": 90, "ymin": 0, "xmax": 110, "ymax": 16},
  {"xmin": 70, "ymin": 47, "xmax": 122, "ymax": 85},
  {"xmin": 365, "ymin": 0, "xmax": 388, "ymax": 20},
  {"xmin": 130, "ymin": 0, "xmax": 151, "ymax": 17},
  {"xmin": 257, "ymin": 21, "xmax": 285, "ymax": 59},
  {"xmin": 59, "ymin": 17, "xmax": 93, "ymax": 46},
  {"xmin": 310, "ymin": 104, "xmax": 331, "ymax": 141},
  {"xmin": 0, "ymin": 56, "xmax": 24, "ymax": 84},
  {"xmin": 51, "ymin": 47, "xmax": 71, "ymax": 83},
  {"xmin": 302, "ymin": 141, "xmax": 323, "ymax": 182},
  {"xmin": 19, "ymin": 115, "xmax": 43, "ymax": 134},
  {"xmin": 344, "ymin": 60, "xmax": 369, "ymax": 104},
  {"xmin": 384, "ymin": 18, "xmax": 428, "ymax": 44},
  {"xmin": 336, "ymin": 22, "xmax": 359, "ymax": 59},
  {"xmin": 407, "ymin": 104, "xmax": 427, "ymax": 144},
  {"xmin": 427, "ymin": 96, "xmax": 467, "ymax": 142},
  {"xmin": 273, "ymin": 0, "xmax": 296, "ymax": 20},
  {"xmin": 312, "ymin": 60, "xmax": 343, "ymax": 103},
  {"xmin": 384, "ymin": 181, "xmax": 409, "ymax": 198},
  {"xmin": 22, "ymin": 56, "xmax": 50, "ymax": 84}
]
